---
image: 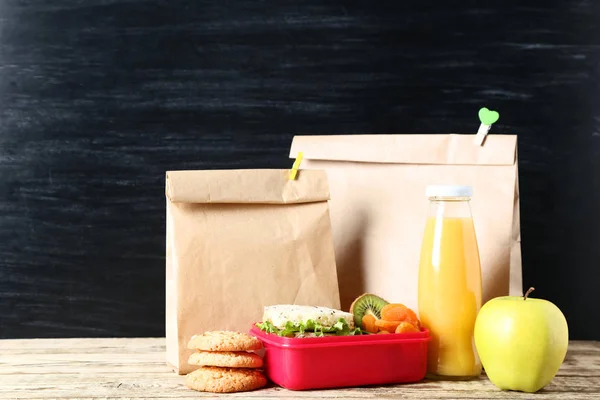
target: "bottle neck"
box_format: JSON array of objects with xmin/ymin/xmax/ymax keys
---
[
  {"xmin": 428, "ymin": 196, "xmax": 471, "ymax": 202},
  {"xmin": 428, "ymin": 197, "xmax": 473, "ymax": 219}
]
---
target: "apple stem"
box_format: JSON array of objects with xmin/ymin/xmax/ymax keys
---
[{"xmin": 524, "ymin": 287, "xmax": 535, "ymax": 300}]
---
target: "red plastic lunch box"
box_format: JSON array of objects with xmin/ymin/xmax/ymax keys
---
[{"xmin": 249, "ymin": 325, "xmax": 430, "ymax": 390}]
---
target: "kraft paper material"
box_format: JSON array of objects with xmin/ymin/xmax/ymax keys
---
[
  {"xmin": 289, "ymin": 134, "xmax": 522, "ymax": 312},
  {"xmin": 165, "ymin": 169, "xmax": 341, "ymax": 374}
]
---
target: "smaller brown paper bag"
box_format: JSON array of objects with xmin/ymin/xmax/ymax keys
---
[{"xmin": 165, "ymin": 169, "xmax": 341, "ymax": 374}]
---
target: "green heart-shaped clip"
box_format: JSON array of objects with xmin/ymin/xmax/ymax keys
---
[{"xmin": 479, "ymin": 107, "xmax": 500, "ymax": 125}]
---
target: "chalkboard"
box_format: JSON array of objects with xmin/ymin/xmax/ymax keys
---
[{"xmin": 0, "ymin": 1, "xmax": 598, "ymax": 340}]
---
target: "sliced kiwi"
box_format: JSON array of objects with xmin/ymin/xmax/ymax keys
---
[{"xmin": 349, "ymin": 293, "xmax": 389, "ymax": 328}]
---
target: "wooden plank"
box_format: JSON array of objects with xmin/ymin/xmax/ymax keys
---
[
  {"xmin": 1, "ymin": 338, "xmax": 598, "ymax": 399},
  {"xmin": 0, "ymin": 338, "xmax": 162, "ymax": 352},
  {"xmin": 3, "ymin": 379, "xmax": 600, "ymax": 400}
]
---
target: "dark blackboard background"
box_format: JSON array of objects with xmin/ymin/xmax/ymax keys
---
[{"xmin": 1, "ymin": 1, "xmax": 598, "ymax": 340}]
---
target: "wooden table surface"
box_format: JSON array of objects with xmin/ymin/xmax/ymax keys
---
[{"xmin": 1, "ymin": 338, "xmax": 598, "ymax": 399}]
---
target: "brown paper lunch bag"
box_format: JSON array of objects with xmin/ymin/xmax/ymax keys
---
[
  {"xmin": 289, "ymin": 134, "xmax": 522, "ymax": 312},
  {"xmin": 165, "ymin": 169, "xmax": 341, "ymax": 374}
]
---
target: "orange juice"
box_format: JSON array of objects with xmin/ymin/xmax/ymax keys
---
[{"xmin": 418, "ymin": 186, "xmax": 482, "ymax": 378}]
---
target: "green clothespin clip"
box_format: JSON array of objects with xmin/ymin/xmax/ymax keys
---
[{"xmin": 475, "ymin": 107, "xmax": 500, "ymax": 146}]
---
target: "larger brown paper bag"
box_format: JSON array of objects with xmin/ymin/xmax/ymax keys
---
[
  {"xmin": 289, "ymin": 134, "xmax": 522, "ymax": 312},
  {"xmin": 165, "ymin": 169, "xmax": 341, "ymax": 374}
]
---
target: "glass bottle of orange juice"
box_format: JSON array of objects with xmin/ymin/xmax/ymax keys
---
[{"xmin": 418, "ymin": 185, "xmax": 482, "ymax": 379}]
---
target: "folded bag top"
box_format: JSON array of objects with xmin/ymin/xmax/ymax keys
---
[
  {"xmin": 166, "ymin": 169, "xmax": 330, "ymax": 204},
  {"xmin": 290, "ymin": 134, "xmax": 516, "ymax": 166}
]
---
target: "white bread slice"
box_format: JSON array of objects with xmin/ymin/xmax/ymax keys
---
[{"xmin": 262, "ymin": 305, "xmax": 354, "ymax": 329}]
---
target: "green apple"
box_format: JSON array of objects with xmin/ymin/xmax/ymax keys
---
[{"xmin": 474, "ymin": 287, "xmax": 569, "ymax": 393}]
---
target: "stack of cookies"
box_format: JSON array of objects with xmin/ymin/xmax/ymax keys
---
[{"xmin": 184, "ymin": 331, "xmax": 267, "ymax": 393}]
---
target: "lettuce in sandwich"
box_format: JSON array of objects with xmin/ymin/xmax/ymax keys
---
[{"xmin": 256, "ymin": 305, "xmax": 363, "ymax": 337}]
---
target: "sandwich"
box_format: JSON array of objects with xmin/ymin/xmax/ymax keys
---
[{"xmin": 256, "ymin": 305, "xmax": 363, "ymax": 337}]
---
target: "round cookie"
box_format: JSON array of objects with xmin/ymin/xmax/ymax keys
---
[
  {"xmin": 187, "ymin": 331, "xmax": 262, "ymax": 352},
  {"xmin": 188, "ymin": 350, "xmax": 263, "ymax": 368},
  {"xmin": 185, "ymin": 366, "xmax": 267, "ymax": 393}
]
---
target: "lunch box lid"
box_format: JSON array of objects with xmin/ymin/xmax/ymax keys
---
[{"xmin": 249, "ymin": 324, "xmax": 430, "ymax": 349}]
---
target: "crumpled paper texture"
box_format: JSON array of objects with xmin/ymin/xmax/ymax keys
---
[{"xmin": 165, "ymin": 169, "xmax": 340, "ymax": 374}]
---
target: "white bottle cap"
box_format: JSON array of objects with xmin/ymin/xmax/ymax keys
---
[{"xmin": 426, "ymin": 185, "xmax": 473, "ymax": 198}]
